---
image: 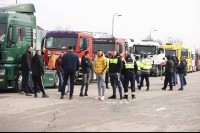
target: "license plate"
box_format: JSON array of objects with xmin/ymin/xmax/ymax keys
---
[{"xmin": 0, "ymin": 70, "xmax": 5, "ymax": 76}]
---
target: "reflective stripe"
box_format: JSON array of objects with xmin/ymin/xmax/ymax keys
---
[
  {"xmin": 132, "ymin": 92, "xmax": 136, "ymax": 95},
  {"xmin": 110, "ymin": 58, "xmax": 118, "ymax": 64},
  {"xmin": 124, "ymin": 92, "xmax": 128, "ymax": 95},
  {"xmin": 136, "ymin": 61, "xmax": 141, "ymax": 70},
  {"xmin": 125, "ymin": 63, "xmax": 134, "ymax": 69}
]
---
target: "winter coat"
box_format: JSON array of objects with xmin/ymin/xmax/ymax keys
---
[
  {"xmin": 31, "ymin": 54, "xmax": 44, "ymax": 76},
  {"xmin": 93, "ymin": 53, "xmax": 108, "ymax": 74},
  {"xmin": 81, "ymin": 55, "xmax": 92, "ymax": 73},
  {"xmin": 21, "ymin": 51, "xmax": 32, "ymax": 71}
]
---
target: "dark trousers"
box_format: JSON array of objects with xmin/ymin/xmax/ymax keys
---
[
  {"xmin": 22, "ymin": 70, "xmax": 32, "ymax": 93},
  {"xmin": 109, "ymin": 73, "xmax": 123, "ymax": 96},
  {"xmin": 140, "ymin": 74, "xmax": 150, "ymax": 88},
  {"xmin": 61, "ymin": 71, "xmax": 76, "ymax": 97},
  {"xmin": 163, "ymin": 72, "xmax": 173, "ymax": 89},
  {"xmin": 183, "ymin": 75, "xmax": 187, "ymax": 85},
  {"xmin": 80, "ymin": 73, "xmax": 90, "ymax": 94},
  {"xmin": 124, "ymin": 72, "xmax": 135, "ymax": 94},
  {"xmin": 105, "ymin": 71, "xmax": 109, "ymax": 88},
  {"xmin": 32, "ymin": 76, "xmax": 45, "ymax": 95},
  {"xmin": 57, "ymin": 70, "xmax": 64, "ymax": 91}
]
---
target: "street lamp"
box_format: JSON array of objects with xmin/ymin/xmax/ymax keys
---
[
  {"xmin": 149, "ymin": 29, "xmax": 157, "ymax": 41},
  {"xmin": 112, "ymin": 13, "xmax": 122, "ymax": 37}
]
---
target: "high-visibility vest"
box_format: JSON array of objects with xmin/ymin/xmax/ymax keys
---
[
  {"xmin": 141, "ymin": 59, "xmax": 152, "ymax": 70},
  {"xmin": 136, "ymin": 60, "xmax": 141, "ymax": 71},
  {"xmin": 124, "ymin": 61, "xmax": 134, "ymax": 69},
  {"xmin": 109, "ymin": 58, "xmax": 118, "ymax": 64}
]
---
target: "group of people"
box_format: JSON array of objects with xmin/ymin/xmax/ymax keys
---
[
  {"xmin": 20, "ymin": 45, "xmax": 187, "ymax": 101},
  {"xmin": 162, "ymin": 55, "xmax": 187, "ymax": 91}
]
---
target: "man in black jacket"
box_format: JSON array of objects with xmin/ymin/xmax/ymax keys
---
[
  {"xmin": 162, "ymin": 55, "xmax": 174, "ymax": 91},
  {"xmin": 79, "ymin": 51, "xmax": 92, "ymax": 97},
  {"xmin": 108, "ymin": 51, "xmax": 123, "ymax": 100},
  {"xmin": 61, "ymin": 46, "xmax": 80, "ymax": 100},
  {"xmin": 122, "ymin": 54, "xmax": 138, "ymax": 99},
  {"xmin": 21, "ymin": 46, "xmax": 33, "ymax": 96},
  {"xmin": 177, "ymin": 57, "xmax": 186, "ymax": 91},
  {"xmin": 31, "ymin": 50, "xmax": 49, "ymax": 98}
]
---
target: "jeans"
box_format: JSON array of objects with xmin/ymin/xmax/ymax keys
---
[
  {"xmin": 135, "ymin": 72, "xmax": 141, "ymax": 86},
  {"xmin": 179, "ymin": 74, "xmax": 184, "ymax": 89},
  {"xmin": 57, "ymin": 70, "xmax": 63, "ymax": 91},
  {"xmin": 109, "ymin": 73, "xmax": 123, "ymax": 96},
  {"xmin": 172, "ymin": 72, "xmax": 177, "ymax": 85},
  {"xmin": 96, "ymin": 74, "xmax": 105, "ymax": 96},
  {"xmin": 61, "ymin": 71, "xmax": 76, "ymax": 97},
  {"xmin": 80, "ymin": 73, "xmax": 90, "ymax": 94},
  {"xmin": 22, "ymin": 70, "xmax": 32, "ymax": 93}
]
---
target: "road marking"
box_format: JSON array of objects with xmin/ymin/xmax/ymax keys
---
[{"xmin": 156, "ymin": 107, "xmax": 166, "ymax": 111}]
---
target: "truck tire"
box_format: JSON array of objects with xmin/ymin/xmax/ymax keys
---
[
  {"xmin": 15, "ymin": 72, "xmax": 22, "ymax": 92},
  {"xmin": 54, "ymin": 72, "xmax": 59, "ymax": 88}
]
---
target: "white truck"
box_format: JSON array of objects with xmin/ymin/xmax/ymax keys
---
[{"xmin": 130, "ymin": 40, "xmax": 166, "ymax": 76}]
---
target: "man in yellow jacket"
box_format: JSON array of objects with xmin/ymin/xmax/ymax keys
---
[
  {"xmin": 93, "ymin": 50, "xmax": 108, "ymax": 101},
  {"xmin": 48, "ymin": 52, "xmax": 58, "ymax": 69}
]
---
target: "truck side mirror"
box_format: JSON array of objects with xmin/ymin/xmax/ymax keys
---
[
  {"xmin": 82, "ymin": 38, "xmax": 88, "ymax": 50},
  {"xmin": 11, "ymin": 26, "xmax": 18, "ymax": 43}
]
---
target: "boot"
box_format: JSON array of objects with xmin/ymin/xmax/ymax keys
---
[
  {"xmin": 146, "ymin": 87, "xmax": 149, "ymax": 91},
  {"xmin": 124, "ymin": 95, "xmax": 128, "ymax": 99},
  {"xmin": 60, "ymin": 95, "xmax": 64, "ymax": 99},
  {"xmin": 132, "ymin": 94, "xmax": 136, "ymax": 99},
  {"xmin": 42, "ymin": 94, "xmax": 49, "ymax": 98},
  {"xmin": 120, "ymin": 95, "xmax": 123, "ymax": 100},
  {"xmin": 79, "ymin": 86, "xmax": 84, "ymax": 97},
  {"xmin": 34, "ymin": 94, "xmax": 38, "ymax": 98},
  {"xmin": 84, "ymin": 84, "xmax": 88, "ymax": 96},
  {"xmin": 108, "ymin": 95, "xmax": 116, "ymax": 99}
]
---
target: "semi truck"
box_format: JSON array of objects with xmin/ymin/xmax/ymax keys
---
[
  {"xmin": 42, "ymin": 31, "xmax": 94, "ymax": 83},
  {"xmin": 181, "ymin": 45, "xmax": 192, "ymax": 73},
  {"xmin": 195, "ymin": 49, "xmax": 200, "ymax": 71},
  {"xmin": 130, "ymin": 40, "xmax": 165, "ymax": 77},
  {"xmin": 163, "ymin": 43, "xmax": 182, "ymax": 62},
  {"xmin": 0, "ymin": 4, "xmax": 55, "ymax": 91}
]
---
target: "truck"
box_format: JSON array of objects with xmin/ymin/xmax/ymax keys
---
[
  {"xmin": 130, "ymin": 40, "xmax": 165, "ymax": 77},
  {"xmin": 191, "ymin": 46, "xmax": 196, "ymax": 72},
  {"xmin": 42, "ymin": 31, "xmax": 94, "ymax": 83},
  {"xmin": 163, "ymin": 43, "xmax": 182, "ymax": 62},
  {"xmin": 195, "ymin": 49, "xmax": 200, "ymax": 71},
  {"xmin": 181, "ymin": 45, "xmax": 192, "ymax": 73},
  {"xmin": 0, "ymin": 4, "xmax": 55, "ymax": 91}
]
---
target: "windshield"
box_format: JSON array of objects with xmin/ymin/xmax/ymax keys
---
[
  {"xmin": 134, "ymin": 46, "xmax": 156, "ymax": 55},
  {"xmin": 93, "ymin": 43, "xmax": 115, "ymax": 53},
  {"xmin": 46, "ymin": 37, "xmax": 78, "ymax": 49},
  {"xmin": 181, "ymin": 49, "xmax": 188, "ymax": 58},
  {"xmin": 0, "ymin": 24, "xmax": 6, "ymax": 42},
  {"xmin": 165, "ymin": 50, "xmax": 176, "ymax": 57}
]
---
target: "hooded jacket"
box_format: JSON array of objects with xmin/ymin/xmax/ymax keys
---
[
  {"xmin": 93, "ymin": 53, "xmax": 108, "ymax": 74},
  {"xmin": 122, "ymin": 55, "xmax": 138, "ymax": 75},
  {"xmin": 31, "ymin": 54, "xmax": 44, "ymax": 76}
]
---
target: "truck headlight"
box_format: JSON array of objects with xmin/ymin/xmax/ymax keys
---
[{"xmin": 0, "ymin": 70, "xmax": 5, "ymax": 75}]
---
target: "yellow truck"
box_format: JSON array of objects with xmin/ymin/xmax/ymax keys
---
[{"xmin": 163, "ymin": 43, "xmax": 192, "ymax": 73}]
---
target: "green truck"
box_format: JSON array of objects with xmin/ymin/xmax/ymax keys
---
[{"xmin": 0, "ymin": 4, "xmax": 57, "ymax": 91}]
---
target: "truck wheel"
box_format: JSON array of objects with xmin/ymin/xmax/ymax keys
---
[
  {"xmin": 15, "ymin": 72, "xmax": 22, "ymax": 92},
  {"xmin": 54, "ymin": 73, "xmax": 59, "ymax": 88}
]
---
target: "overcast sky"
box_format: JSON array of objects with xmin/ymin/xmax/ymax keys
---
[{"xmin": 1, "ymin": 0, "xmax": 200, "ymax": 47}]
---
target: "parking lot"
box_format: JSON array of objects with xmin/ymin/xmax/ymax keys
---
[{"xmin": 0, "ymin": 72, "xmax": 200, "ymax": 132}]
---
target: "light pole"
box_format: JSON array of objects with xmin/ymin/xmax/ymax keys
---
[
  {"xmin": 16, "ymin": 0, "xmax": 17, "ymax": 4},
  {"xmin": 149, "ymin": 29, "xmax": 157, "ymax": 41},
  {"xmin": 112, "ymin": 13, "xmax": 122, "ymax": 37}
]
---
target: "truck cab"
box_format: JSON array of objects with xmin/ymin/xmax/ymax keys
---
[
  {"xmin": 130, "ymin": 40, "xmax": 165, "ymax": 76},
  {"xmin": 42, "ymin": 31, "xmax": 94, "ymax": 83},
  {"xmin": 0, "ymin": 4, "xmax": 36, "ymax": 91}
]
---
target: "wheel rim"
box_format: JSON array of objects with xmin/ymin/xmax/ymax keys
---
[{"xmin": 18, "ymin": 75, "xmax": 22, "ymax": 90}]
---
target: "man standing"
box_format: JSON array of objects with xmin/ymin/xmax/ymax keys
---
[
  {"xmin": 135, "ymin": 56, "xmax": 141, "ymax": 89},
  {"xmin": 31, "ymin": 50, "xmax": 49, "ymax": 98},
  {"xmin": 139, "ymin": 54, "xmax": 152, "ymax": 91},
  {"xmin": 55, "ymin": 53, "xmax": 64, "ymax": 92},
  {"xmin": 80, "ymin": 51, "xmax": 92, "ymax": 97},
  {"xmin": 108, "ymin": 51, "xmax": 123, "ymax": 100},
  {"xmin": 162, "ymin": 55, "xmax": 174, "ymax": 91},
  {"xmin": 61, "ymin": 46, "xmax": 80, "ymax": 100},
  {"xmin": 93, "ymin": 50, "xmax": 108, "ymax": 101},
  {"xmin": 122, "ymin": 54, "xmax": 138, "ymax": 99},
  {"xmin": 177, "ymin": 57, "xmax": 186, "ymax": 91},
  {"xmin": 21, "ymin": 46, "xmax": 33, "ymax": 96}
]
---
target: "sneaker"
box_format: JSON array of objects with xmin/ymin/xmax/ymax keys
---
[
  {"xmin": 146, "ymin": 88, "xmax": 149, "ymax": 91},
  {"xmin": 100, "ymin": 96, "xmax": 105, "ymax": 101},
  {"xmin": 94, "ymin": 96, "xmax": 100, "ymax": 100},
  {"xmin": 69, "ymin": 96, "xmax": 73, "ymax": 100},
  {"xmin": 124, "ymin": 95, "xmax": 128, "ymax": 99},
  {"xmin": 120, "ymin": 95, "xmax": 123, "ymax": 100},
  {"xmin": 42, "ymin": 94, "xmax": 49, "ymax": 98},
  {"xmin": 162, "ymin": 87, "xmax": 166, "ymax": 90},
  {"xmin": 34, "ymin": 94, "xmax": 38, "ymax": 98},
  {"xmin": 108, "ymin": 95, "xmax": 116, "ymax": 99},
  {"xmin": 178, "ymin": 88, "xmax": 183, "ymax": 91},
  {"xmin": 26, "ymin": 93, "xmax": 32, "ymax": 96}
]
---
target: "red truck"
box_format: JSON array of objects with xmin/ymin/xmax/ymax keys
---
[{"xmin": 195, "ymin": 49, "xmax": 200, "ymax": 71}]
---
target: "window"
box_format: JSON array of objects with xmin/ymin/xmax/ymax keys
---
[
  {"xmin": 17, "ymin": 27, "xmax": 25, "ymax": 41},
  {"xmin": 80, "ymin": 37, "xmax": 88, "ymax": 50},
  {"xmin": 117, "ymin": 44, "xmax": 123, "ymax": 54}
]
